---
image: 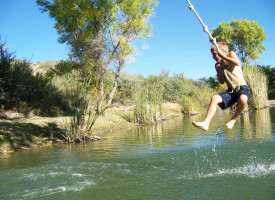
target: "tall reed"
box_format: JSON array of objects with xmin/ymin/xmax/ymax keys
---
[
  {"xmin": 132, "ymin": 87, "xmax": 148, "ymax": 123},
  {"xmin": 132, "ymin": 84, "xmax": 163, "ymax": 124},
  {"xmin": 243, "ymin": 64, "xmax": 269, "ymax": 109},
  {"xmin": 149, "ymin": 86, "xmax": 163, "ymax": 122},
  {"xmin": 62, "ymin": 72, "xmax": 98, "ymax": 142}
]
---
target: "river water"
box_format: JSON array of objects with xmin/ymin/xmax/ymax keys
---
[{"xmin": 1, "ymin": 108, "xmax": 275, "ymax": 199}]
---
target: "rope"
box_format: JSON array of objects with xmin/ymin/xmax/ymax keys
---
[
  {"xmin": 186, "ymin": 0, "xmax": 220, "ymax": 51},
  {"xmin": 186, "ymin": 0, "xmax": 240, "ymax": 91}
]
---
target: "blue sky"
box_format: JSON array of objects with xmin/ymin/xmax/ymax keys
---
[{"xmin": 1, "ymin": 0, "xmax": 274, "ymax": 80}]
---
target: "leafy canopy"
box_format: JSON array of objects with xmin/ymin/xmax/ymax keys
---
[
  {"xmin": 36, "ymin": 0, "xmax": 158, "ymax": 64},
  {"xmin": 212, "ymin": 19, "xmax": 266, "ymax": 63}
]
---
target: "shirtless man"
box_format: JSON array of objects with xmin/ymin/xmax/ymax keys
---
[{"xmin": 192, "ymin": 42, "xmax": 250, "ymax": 130}]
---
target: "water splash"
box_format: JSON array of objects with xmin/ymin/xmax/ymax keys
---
[
  {"xmin": 21, "ymin": 180, "xmax": 95, "ymax": 198},
  {"xmin": 12, "ymin": 162, "xmax": 129, "ymax": 199},
  {"xmin": 212, "ymin": 144, "xmax": 216, "ymax": 152},
  {"xmin": 178, "ymin": 163, "xmax": 275, "ymax": 179},
  {"xmin": 213, "ymin": 163, "xmax": 275, "ymax": 178}
]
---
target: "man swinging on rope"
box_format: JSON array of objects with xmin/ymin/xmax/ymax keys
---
[
  {"xmin": 192, "ymin": 42, "xmax": 250, "ymax": 130},
  {"xmin": 185, "ymin": 0, "xmax": 250, "ymax": 130}
]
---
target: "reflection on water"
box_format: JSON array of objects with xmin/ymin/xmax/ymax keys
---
[
  {"xmin": 242, "ymin": 108, "xmax": 272, "ymax": 139},
  {"xmin": 255, "ymin": 108, "xmax": 272, "ymax": 138},
  {"xmin": 0, "ymin": 107, "xmax": 274, "ymax": 200},
  {"xmin": 101, "ymin": 107, "xmax": 274, "ymax": 151},
  {"xmin": 190, "ymin": 107, "xmax": 274, "ymax": 141},
  {"xmin": 243, "ymin": 112, "xmax": 253, "ymax": 138}
]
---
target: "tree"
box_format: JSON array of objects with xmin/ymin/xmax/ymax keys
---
[
  {"xmin": 212, "ymin": 19, "xmax": 266, "ymax": 63},
  {"xmin": 37, "ymin": 0, "xmax": 158, "ymax": 113},
  {"xmin": 199, "ymin": 76, "xmax": 219, "ymax": 89},
  {"xmin": 0, "ymin": 41, "xmax": 70, "ymax": 114},
  {"xmin": 257, "ymin": 64, "xmax": 275, "ymax": 99}
]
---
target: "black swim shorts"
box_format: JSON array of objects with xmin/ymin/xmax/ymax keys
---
[{"xmin": 218, "ymin": 85, "xmax": 251, "ymax": 110}]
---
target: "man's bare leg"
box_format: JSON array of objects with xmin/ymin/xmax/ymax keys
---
[
  {"xmin": 226, "ymin": 95, "xmax": 248, "ymax": 129},
  {"xmin": 192, "ymin": 95, "xmax": 223, "ymax": 131}
]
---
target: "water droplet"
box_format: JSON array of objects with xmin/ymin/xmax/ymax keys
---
[{"xmin": 212, "ymin": 145, "xmax": 216, "ymax": 152}]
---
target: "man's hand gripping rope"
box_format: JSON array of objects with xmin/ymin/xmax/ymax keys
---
[{"xmin": 186, "ymin": 0, "xmax": 239, "ymax": 91}]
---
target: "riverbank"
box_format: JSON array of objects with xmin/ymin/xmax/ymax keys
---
[{"xmin": 0, "ymin": 103, "xmax": 182, "ymax": 153}]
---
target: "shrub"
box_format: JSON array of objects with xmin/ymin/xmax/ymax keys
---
[{"xmin": 181, "ymin": 95, "xmax": 199, "ymax": 115}]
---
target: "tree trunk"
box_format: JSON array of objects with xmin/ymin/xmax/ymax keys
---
[
  {"xmin": 106, "ymin": 60, "xmax": 124, "ymax": 108},
  {"xmin": 93, "ymin": 23, "xmax": 105, "ymax": 114},
  {"xmin": 97, "ymin": 72, "xmax": 104, "ymax": 113}
]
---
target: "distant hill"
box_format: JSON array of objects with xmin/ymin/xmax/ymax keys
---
[{"xmin": 30, "ymin": 60, "xmax": 56, "ymax": 75}]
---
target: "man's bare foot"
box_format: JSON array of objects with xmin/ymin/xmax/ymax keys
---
[
  {"xmin": 192, "ymin": 121, "xmax": 209, "ymax": 131},
  {"xmin": 226, "ymin": 120, "xmax": 236, "ymax": 129}
]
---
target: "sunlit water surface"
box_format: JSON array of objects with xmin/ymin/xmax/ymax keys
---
[{"xmin": 1, "ymin": 108, "xmax": 275, "ymax": 199}]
